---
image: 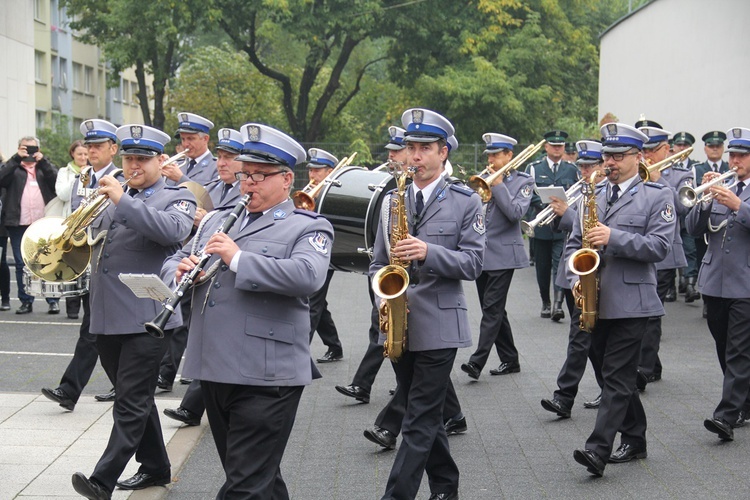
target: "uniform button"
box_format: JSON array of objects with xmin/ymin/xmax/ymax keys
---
[
  {"xmin": 729, "ymin": 223, "xmax": 734, "ymax": 228},
  {"xmin": 726, "ymin": 249, "xmax": 730, "ymax": 254},
  {"xmin": 251, "ymin": 283, "xmax": 258, "ymax": 289},
  {"xmin": 103, "ymin": 268, "xmax": 108, "ymax": 274},
  {"xmin": 110, "ymin": 223, "xmax": 116, "ymax": 230},
  {"xmin": 262, "ymin": 247, "xmax": 268, "ymax": 253},
  {"xmin": 221, "ymin": 264, "xmax": 228, "ymax": 271},
  {"xmin": 640, "ymin": 278, "xmax": 644, "ymax": 282},
  {"xmin": 513, "ymin": 239, "xmax": 517, "ymax": 244},
  {"xmin": 439, "ymin": 228, "xmax": 444, "ymax": 233},
  {"xmin": 269, "ymin": 329, "xmax": 274, "ymax": 336},
  {"xmin": 103, "ymin": 253, "xmax": 109, "ymax": 258},
  {"xmin": 214, "ymin": 282, "xmax": 221, "ymax": 289},
  {"xmin": 457, "ymin": 301, "xmax": 461, "ymax": 306},
  {"xmin": 727, "ymin": 236, "xmax": 732, "ymax": 242},
  {"xmin": 106, "ymin": 238, "xmax": 112, "ymax": 244},
  {"xmin": 208, "ymin": 300, "xmax": 215, "ymax": 307},
  {"xmin": 410, "ymin": 284, "xmax": 417, "ymax": 288}
]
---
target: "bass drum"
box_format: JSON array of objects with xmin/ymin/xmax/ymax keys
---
[{"xmin": 316, "ymin": 166, "xmax": 397, "ymax": 273}]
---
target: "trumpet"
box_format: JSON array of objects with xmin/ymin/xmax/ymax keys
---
[
  {"xmin": 638, "ymin": 147, "xmax": 693, "ymax": 182},
  {"xmin": 521, "ymin": 178, "xmax": 587, "ymax": 237},
  {"xmin": 679, "ymin": 168, "xmax": 739, "ymax": 207},
  {"xmin": 292, "ymin": 152, "xmax": 358, "ymax": 211},
  {"xmin": 468, "ymin": 140, "xmax": 545, "ymax": 202},
  {"xmin": 162, "ymin": 149, "xmax": 189, "ymax": 168},
  {"xmin": 20, "ymin": 170, "xmax": 138, "ymax": 282}
]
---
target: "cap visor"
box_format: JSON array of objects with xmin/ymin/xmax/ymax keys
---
[
  {"xmin": 84, "ymin": 137, "xmax": 112, "ymax": 144},
  {"xmin": 546, "ymin": 140, "xmax": 565, "ymax": 145},
  {"xmin": 405, "ymin": 134, "xmax": 441, "ymax": 143},
  {"xmin": 726, "ymin": 146, "xmax": 750, "ymax": 154},
  {"xmin": 602, "ymin": 145, "xmax": 637, "ymax": 154},
  {"xmin": 483, "ymin": 147, "xmax": 508, "ymax": 154},
  {"xmin": 215, "ymin": 145, "xmax": 240, "ymax": 155},
  {"xmin": 235, "ymin": 152, "xmax": 286, "ymax": 165},
  {"xmin": 119, "ymin": 148, "xmax": 159, "ymax": 157},
  {"xmin": 576, "ymin": 158, "xmax": 601, "ymax": 165},
  {"xmin": 176, "ymin": 127, "xmax": 202, "ymax": 135},
  {"xmin": 384, "ymin": 143, "xmax": 405, "ymax": 150}
]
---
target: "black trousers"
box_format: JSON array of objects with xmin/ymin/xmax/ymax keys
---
[
  {"xmin": 553, "ymin": 289, "xmax": 604, "ymax": 407},
  {"xmin": 181, "ymin": 379, "xmax": 206, "ymax": 416},
  {"xmin": 351, "ymin": 276, "xmax": 387, "ymax": 392},
  {"xmin": 159, "ymin": 299, "xmax": 192, "ymax": 385},
  {"xmin": 469, "ymin": 269, "xmax": 517, "ymax": 368},
  {"xmin": 705, "ymin": 295, "xmax": 750, "ymax": 423},
  {"xmin": 58, "ymin": 294, "xmax": 98, "ymax": 402},
  {"xmin": 639, "ymin": 269, "xmax": 674, "ymax": 378},
  {"xmin": 682, "ymin": 227, "xmax": 698, "ymax": 278},
  {"xmin": 0, "ymin": 234, "xmax": 9, "ymax": 303},
  {"xmin": 534, "ymin": 238, "xmax": 564, "ymax": 303},
  {"xmin": 92, "ymin": 331, "xmax": 171, "ymax": 492},
  {"xmin": 585, "ymin": 317, "xmax": 649, "ymax": 461},
  {"xmin": 308, "ymin": 269, "xmax": 343, "ymax": 353},
  {"xmin": 382, "ymin": 349, "xmax": 459, "ymax": 500},
  {"xmin": 202, "ymin": 381, "xmax": 303, "ymax": 500}
]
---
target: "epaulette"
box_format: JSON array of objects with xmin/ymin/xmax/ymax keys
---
[
  {"xmin": 445, "ymin": 176, "xmax": 464, "ymax": 185},
  {"xmin": 644, "ymin": 181, "xmax": 664, "ymax": 189},
  {"xmin": 164, "ymin": 185, "xmax": 186, "ymax": 191},
  {"xmin": 672, "ymin": 164, "xmax": 690, "ymax": 172},
  {"xmin": 528, "ymin": 158, "xmax": 545, "ymax": 166},
  {"xmin": 515, "ymin": 171, "xmax": 532, "ymax": 178},
  {"xmin": 294, "ymin": 208, "xmax": 323, "ymax": 219},
  {"xmin": 449, "ymin": 183, "xmax": 474, "ymax": 196}
]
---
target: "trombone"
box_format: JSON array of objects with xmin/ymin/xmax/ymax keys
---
[
  {"xmin": 521, "ymin": 178, "xmax": 587, "ymax": 237},
  {"xmin": 638, "ymin": 146, "xmax": 693, "ymax": 182},
  {"xmin": 292, "ymin": 152, "xmax": 358, "ymax": 211},
  {"xmin": 679, "ymin": 168, "xmax": 739, "ymax": 207},
  {"xmin": 468, "ymin": 140, "xmax": 545, "ymax": 202}
]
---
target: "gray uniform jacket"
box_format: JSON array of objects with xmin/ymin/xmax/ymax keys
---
[
  {"xmin": 164, "ymin": 199, "xmax": 333, "ymax": 387},
  {"xmin": 655, "ymin": 166, "xmax": 692, "ymax": 270},
  {"xmin": 685, "ymin": 186, "xmax": 750, "ymax": 299},
  {"xmin": 563, "ymin": 179, "xmax": 674, "ymax": 319},
  {"xmin": 483, "ymin": 170, "xmax": 534, "ymax": 271},
  {"xmin": 205, "ymin": 179, "xmax": 242, "ymax": 208},
  {"xmin": 88, "ymin": 178, "xmax": 196, "ymax": 335},
  {"xmin": 526, "ymin": 158, "xmax": 580, "ymax": 241},
  {"xmin": 71, "ymin": 163, "xmax": 121, "ymax": 211},
  {"xmin": 694, "ymin": 160, "xmax": 730, "ymax": 186},
  {"xmin": 370, "ymin": 179, "xmax": 484, "ymax": 352},
  {"xmin": 166, "ymin": 152, "xmax": 218, "ymax": 187}
]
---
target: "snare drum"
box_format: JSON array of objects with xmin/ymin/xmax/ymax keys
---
[
  {"xmin": 316, "ymin": 166, "xmax": 397, "ymax": 273},
  {"xmin": 23, "ymin": 268, "xmax": 90, "ymax": 298}
]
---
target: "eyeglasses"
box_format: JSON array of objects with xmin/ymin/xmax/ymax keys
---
[
  {"xmin": 235, "ymin": 170, "xmax": 286, "ymax": 182},
  {"xmin": 602, "ymin": 152, "xmax": 639, "ymax": 161}
]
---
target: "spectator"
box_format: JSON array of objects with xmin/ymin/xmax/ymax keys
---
[{"xmin": 0, "ymin": 136, "xmax": 59, "ymax": 314}]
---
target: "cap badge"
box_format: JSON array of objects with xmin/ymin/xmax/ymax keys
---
[
  {"xmin": 222, "ymin": 129, "xmax": 230, "ymax": 139},
  {"xmin": 607, "ymin": 124, "xmax": 618, "ymax": 136},
  {"xmin": 85, "ymin": 121, "xmax": 94, "ymax": 131},
  {"xmin": 247, "ymin": 125, "xmax": 261, "ymax": 142},
  {"xmin": 310, "ymin": 149, "xmax": 318, "ymax": 159},
  {"xmin": 412, "ymin": 109, "xmax": 423, "ymax": 124},
  {"xmin": 130, "ymin": 126, "xmax": 142, "ymax": 139},
  {"xmin": 580, "ymin": 143, "xmax": 588, "ymax": 151},
  {"xmin": 179, "ymin": 113, "xmax": 188, "ymax": 123},
  {"xmin": 733, "ymin": 128, "xmax": 742, "ymax": 138}
]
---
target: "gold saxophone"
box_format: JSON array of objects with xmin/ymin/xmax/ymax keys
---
[
  {"xmin": 568, "ymin": 170, "xmax": 607, "ymax": 333},
  {"xmin": 372, "ymin": 168, "xmax": 413, "ymax": 361}
]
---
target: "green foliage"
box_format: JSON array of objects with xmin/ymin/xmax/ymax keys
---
[{"xmin": 37, "ymin": 116, "xmax": 76, "ymax": 169}]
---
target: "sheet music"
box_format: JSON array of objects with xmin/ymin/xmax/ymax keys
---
[{"xmin": 118, "ymin": 273, "xmax": 174, "ymax": 302}]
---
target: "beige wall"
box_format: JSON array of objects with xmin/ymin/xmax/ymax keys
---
[
  {"xmin": 0, "ymin": 2, "xmax": 36, "ymax": 159},
  {"xmin": 598, "ymin": 0, "xmax": 750, "ymax": 161}
]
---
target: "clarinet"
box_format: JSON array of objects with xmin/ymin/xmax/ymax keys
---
[{"xmin": 145, "ymin": 194, "xmax": 252, "ymax": 338}]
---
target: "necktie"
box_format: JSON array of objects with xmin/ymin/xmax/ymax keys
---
[
  {"xmin": 736, "ymin": 181, "xmax": 745, "ymax": 197},
  {"xmin": 552, "ymin": 162, "xmax": 558, "ymax": 174},
  {"xmin": 713, "ymin": 163, "xmax": 719, "ymax": 173},
  {"xmin": 415, "ymin": 191, "xmax": 424, "ymax": 215},
  {"xmin": 609, "ymin": 184, "xmax": 620, "ymax": 205},
  {"xmin": 128, "ymin": 188, "xmax": 138, "ymax": 197},
  {"xmin": 89, "ymin": 175, "xmax": 96, "ymax": 188},
  {"xmin": 241, "ymin": 211, "xmax": 262, "ymax": 231},
  {"xmin": 186, "ymin": 159, "xmax": 197, "ymax": 175},
  {"xmin": 678, "ymin": 162, "xmax": 684, "ymax": 170},
  {"xmin": 220, "ymin": 183, "xmax": 232, "ymax": 202}
]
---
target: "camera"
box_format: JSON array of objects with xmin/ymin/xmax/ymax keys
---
[{"xmin": 24, "ymin": 145, "xmax": 39, "ymax": 156}]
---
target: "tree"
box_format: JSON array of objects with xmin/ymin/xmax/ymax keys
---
[{"xmin": 62, "ymin": 0, "xmax": 212, "ymax": 129}]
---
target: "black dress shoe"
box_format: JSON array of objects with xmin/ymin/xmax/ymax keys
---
[
  {"xmin": 41, "ymin": 387, "xmax": 75, "ymax": 411},
  {"xmin": 490, "ymin": 361, "xmax": 520, "ymax": 375},
  {"xmin": 635, "ymin": 370, "xmax": 648, "ymax": 392},
  {"xmin": 180, "ymin": 377, "xmax": 193, "ymax": 385},
  {"xmin": 67, "ymin": 312, "xmax": 79, "ymax": 319},
  {"xmin": 444, "ymin": 415, "xmax": 467, "ymax": 435},
  {"xmin": 583, "ymin": 394, "xmax": 601, "ymax": 409},
  {"xmin": 94, "ymin": 388, "xmax": 116, "ymax": 402},
  {"xmin": 428, "ymin": 491, "xmax": 459, "ymax": 500},
  {"xmin": 540, "ymin": 398, "xmax": 571, "ymax": 418},
  {"xmin": 163, "ymin": 406, "xmax": 201, "ymax": 426},
  {"xmin": 317, "ymin": 350, "xmax": 343, "ymax": 363},
  {"xmin": 573, "ymin": 449, "xmax": 605, "ymax": 477},
  {"xmin": 72, "ymin": 472, "xmax": 111, "ymax": 500},
  {"xmin": 664, "ymin": 286, "xmax": 677, "ymax": 302},
  {"xmin": 16, "ymin": 302, "xmax": 33, "ymax": 314},
  {"xmin": 156, "ymin": 375, "xmax": 172, "ymax": 392},
  {"xmin": 388, "ymin": 387, "xmax": 396, "ymax": 395},
  {"xmin": 735, "ymin": 411, "xmax": 747, "ymax": 428},
  {"xmin": 48, "ymin": 301, "xmax": 60, "ymax": 314},
  {"xmin": 363, "ymin": 426, "xmax": 397, "ymax": 449},
  {"xmin": 609, "ymin": 443, "xmax": 647, "ymax": 463},
  {"xmin": 116, "ymin": 471, "xmax": 171, "ymax": 490},
  {"xmin": 704, "ymin": 417, "xmax": 734, "ymax": 441},
  {"xmin": 335, "ymin": 384, "xmax": 370, "ymax": 403},
  {"xmin": 0, "ymin": 301, "xmax": 11, "ymax": 311},
  {"xmin": 460, "ymin": 361, "xmax": 481, "ymax": 380},
  {"xmin": 540, "ymin": 303, "xmax": 551, "ymax": 318}
]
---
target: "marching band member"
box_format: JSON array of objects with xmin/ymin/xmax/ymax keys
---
[
  {"xmin": 371, "ymin": 108, "xmax": 483, "ymax": 499},
  {"xmin": 569, "ymin": 123, "xmax": 673, "ymax": 477},
  {"xmin": 162, "ymin": 112, "xmax": 217, "ymax": 187},
  {"xmin": 162, "ymin": 123, "xmax": 333, "ymax": 498},
  {"xmin": 72, "ymin": 125, "xmax": 197, "ymax": 499},
  {"xmin": 541, "ymin": 140, "xmax": 606, "ymax": 418},
  {"xmin": 687, "ymin": 127, "xmax": 750, "ymax": 441},
  {"xmin": 460, "ymin": 132, "xmax": 533, "ymax": 379}
]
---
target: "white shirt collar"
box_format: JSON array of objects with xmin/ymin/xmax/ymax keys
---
[
  {"xmin": 413, "ymin": 172, "xmax": 444, "ymax": 206},
  {"xmin": 610, "ymin": 174, "xmax": 638, "ymax": 195}
]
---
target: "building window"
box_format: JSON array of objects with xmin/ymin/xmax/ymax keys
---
[
  {"xmin": 72, "ymin": 62, "xmax": 83, "ymax": 92},
  {"xmin": 36, "ymin": 111, "xmax": 47, "ymax": 129},
  {"xmin": 113, "ymin": 79, "xmax": 122, "ymax": 102},
  {"xmin": 34, "ymin": 0, "xmax": 44, "ymax": 22},
  {"xmin": 73, "ymin": 118, "xmax": 83, "ymax": 131},
  {"xmin": 59, "ymin": 57, "xmax": 67, "ymax": 89},
  {"xmin": 122, "ymin": 79, "xmax": 131, "ymax": 104},
  {"xmin": 35, "ymin": 51, "xmax": 46, "ymax": 84},
  {"xmin": 51, "ymin": 55, "xmax": 58, "ymax": 87},
  {"xmin": 84, "ymin": 66, "xmax": 93, "ymax": 94},
  {"xmin": 131, "ymin": 82, "xmax": 139, "ymax": 105}
]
